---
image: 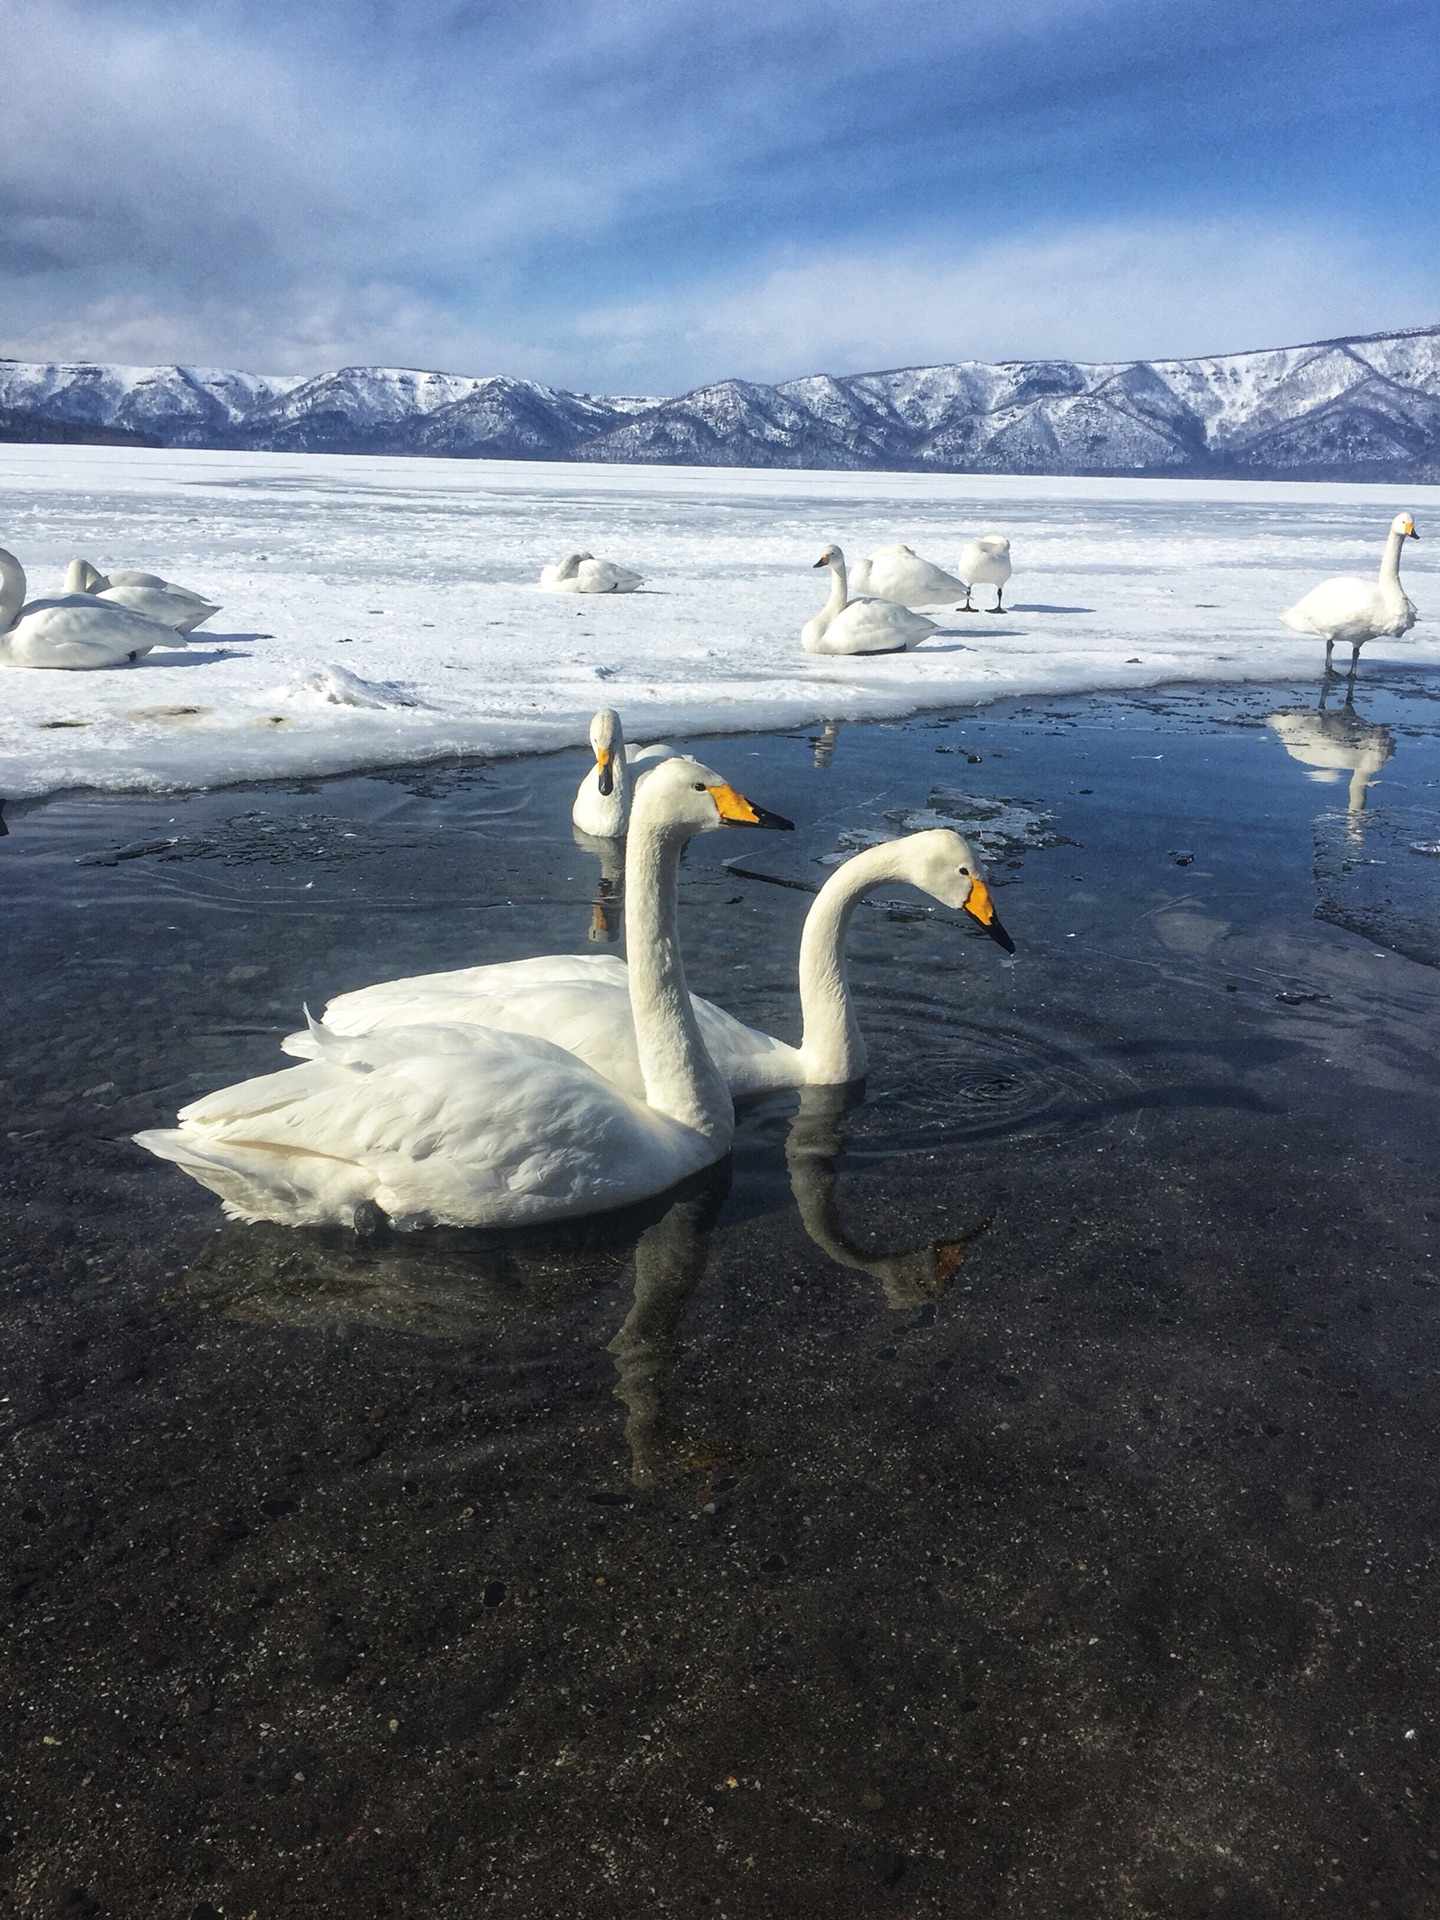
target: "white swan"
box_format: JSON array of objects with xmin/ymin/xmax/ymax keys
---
[
  {"xmin": 297, "ymin": 828, "xmax": 1013, "ymax": 1099},
  {"xmin": 1280, "ymin": 513, "xmax": 1419, "ymax": 675},
  {"xmin": 65, "ymin": 558, "xmax": 220, "ymax": 634},
  {"xmin": 133, "ymin": 757, "xmax": 795, "ymax": 1230},
  {"xmin": 540, "ymin": 552, "xmax": 643, "ymax": 594},
  {"xmin": 0, "ymin": 548, "xmax": 182, "ymax": 670},
  {"xmin": 572, "ymin": 707, "xmax": 677, "ymax": 838},
  {"xmin": 802, "ymin": 546, "xmax": 938, "ymax": 655},
  {"xmin": 956, "ymin": 533, "xmax": 1012, "ymax": 613},
  {"xmin": 848, "ymin": 544, "xmax": 966, "ymax": 607}
]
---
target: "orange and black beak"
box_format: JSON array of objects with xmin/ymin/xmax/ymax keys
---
[
  {"xmin": 964, "ymin": 875, "xmax": 1015, "ymax": 954},
  {"xmin": 595, "ymin": 746, "xmax": 614, "ymax": 796},
  {"xmin": 706, "ymin": 783, "xmax": 794, "ymax": 831}
]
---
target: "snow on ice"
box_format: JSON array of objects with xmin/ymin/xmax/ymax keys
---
[{"xmin": 0, "ymin": 442, "xmax": 1436, "ymax": 802}]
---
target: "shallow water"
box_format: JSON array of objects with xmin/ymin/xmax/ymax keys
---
[{"xmin": 3, "ymin": 672, "xmax": 1440, "ymax": 1916}]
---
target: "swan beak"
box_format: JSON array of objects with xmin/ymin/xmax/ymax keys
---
[
  {"xmin": 707, "ymin": 783, "xmax": 795, "ymax": 830},
  {"xmin": 595, "ymin": 746, "xmax": 614, "ymax": 796},
  {"xmin": 812, "ymin": 555, "xmax": 829, "ymax": 568},
  {"xmin": 964, "ymin": 877, "xmax": 1016, "ymax": 953},
  {"xmin": 1408, "ymin": 524, "xmax": 1419, "ymax": 539}
]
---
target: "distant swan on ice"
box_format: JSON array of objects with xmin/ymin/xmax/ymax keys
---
[
  {"xmin": 66, "ymin": 559, "xmax": 220, "ymax": 634},
  {"xmin": 572, "ymin": 707, "xmax": 677, "ymax": 838},
  {"xmin": 849, "ymin": 544, "xmax": 965, "ymax": 607},
  {"xmin": 540, "ymin": 552, "xmax": 644, "ymax": 594},
  {"xmin": 956, "ymin": 534, "xmax": 1012, "ymax": 613},
  {"xmin": 802, "ymin": 546, "xmax": 937, "ymax": 655},
  {"xmin": 1279, "ymin": 513, "xmax": 1419, "ymax": 676},
  {"xmin": 0, "ymin": 548, "xmax": 180, "ymax": 670},
  {"xmin": 134, "ymin": 756, "xmax": 794, "ymax": 1230}
]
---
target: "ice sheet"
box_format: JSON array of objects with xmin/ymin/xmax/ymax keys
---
[{"xmin": 1, "ymin": 444, "xmax": 1435, "ymax": 801}]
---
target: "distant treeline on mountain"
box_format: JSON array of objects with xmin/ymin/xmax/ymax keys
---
[{"xmin": 3, "ymin": 325, "xmax": 1439, "ymax": 480}]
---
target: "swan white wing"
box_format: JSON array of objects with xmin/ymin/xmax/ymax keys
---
[
  {"xmin": 137, "ymin": 1020, "xmax": 714, "ymax": 1229},
  {"xmin": 853, "ymin": 547, "xmax": 964, "ymax": 606},
  {"xmin": 578, "ymin": 559, "xmax": 643, "ymax": 593},
  {"xmin": 1, "ymin": 596, "xmax": 179, "ymax": 669},
  {"xmin": 626, "ymin": 741, "xmax": 677, "ymax": 767},
  {"xmin": 804, "ymin": 597, "xmax": 937, "ymax": 656},
  {"xmin": 1281, "ymin": 576, "xmax": 1414, "ymax": 641},
  {"xmin": 107, "ymin": 570, "xmax": 212, "ymax": 603},
  {"xmin": 313, "ymin": 953, "xmax": 629, "ymax": 1041},
  {"xmin": 97, "ymin": 583, "xmax": 218, "ymax": 633}
]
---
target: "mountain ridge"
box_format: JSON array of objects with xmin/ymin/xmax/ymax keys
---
[{"xmin": 2, "ymin": 324, "xmax": 1438, "ymax": 480}]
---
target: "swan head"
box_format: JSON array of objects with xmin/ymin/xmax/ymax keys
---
[
  {"xmin": 814, "ymin": 545, "xmax": 845, "ymax": 569},
  {"xmin": 629, "ymin": 754, "xmax": 794, "ymax": 839},
  {"xmin": 978, "ymin": 532, "xmax": 1011, "ymax": 555},
  {"xmin": 1392, "ymin": 513, "xmax": 1419, "ymax": 540},
  {"xmin": 896, "ymin": 828, "xmax": 1015, "ymax": 952},
  {"xmin": 556, "ymin": 552, "xmax": 593, "ymax": 579},
  {"xmin": 589, "ymin": 706, "xmax": 624, "ymax": 795},
  {"xmin": 65, "ymin": 558, "xmax": 108, "ymax": 594}
]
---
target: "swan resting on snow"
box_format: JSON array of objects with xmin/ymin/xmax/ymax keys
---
[
  {"xmin": 572, "ymin": 707, "xmax": 677, "ymax": 837},
  {"xmin": 1279, "ymin": 513, "xmax": 1419, "ymax": 676},
  {"xmin": 803, "ymin": 546, "xmax": 938, "ymax": 655},
  {"xmin": 66, "ymin": 558, "xmax": 220, "ymax": 634},
  {"xmin": 0, "ymin": 548, "xmax": 181, "ymax": 669},
  {"xmin": 848, "ymin": 544, "xmax": 966, "ymax": 608},
  {"xmin": 298, "ymin": 825, "xmax": 1014, "ymax": 1099},
  {"xmin": 956, "ymin": 534, "xmax": 1012, "ymax": 613},
  {"xmin": 541, "ymin": 552, "xmax": 643, "ymax": 594},
  {"xmin": 134, "ymin": 756, "xmax": 794, "ymax": 1230}
]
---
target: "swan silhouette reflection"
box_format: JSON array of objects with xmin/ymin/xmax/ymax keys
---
[
  {"xmin": 172, "ymin": 1090, "xmax": 983, "ymax": 1484},
  {"xmin": 1269, "ymin": 683, "xmax": 1395, "ymax": 841}
]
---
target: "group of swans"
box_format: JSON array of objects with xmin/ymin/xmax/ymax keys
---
[
  {"xmin": 804, "ymin": 535, "xmax": 1013, "ymax": 654},
  {"xmin": 136, "ymin": 727, "xmax": 1014, "ymax": 1231},
  {"xmin": 0, "ymin": 549, "xmax": 219, "ymax": 671},
  {"xmin": 1280, "ymin": 512, "xmax": 1419, "ymax": 677}
]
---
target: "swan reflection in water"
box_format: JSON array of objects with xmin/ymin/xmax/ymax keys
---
[
  {"xmin": 810, "ymin": 720, "xmax": 841, "ymax": 770},
  {"xmin": 171, "ymin": 1091, "xmax": 983, "ymax": 1486},
  {"xmin": 572, "ymin": 824, "xmax": 626, "ymax": 943},
  {"xmin": 1268, "ymin": 682, "xmax": 1395, "ymax": 843}
]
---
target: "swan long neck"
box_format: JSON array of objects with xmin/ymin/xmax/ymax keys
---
[
  {"xmin": 1379, "ymin": 529, "xmax": 1406, "ymax": 596},
  {"xmin": 796, "ymin": 839, "xmax": 909, "ymax": 1083},
  {"xmin": 624, "ymin": 815, "xmax": 733, "ymax": 1143},
  {"xmin": 0, "ymin": 550, "xmax": 25, "ymax": 631},
  {"xmin": 826, "ymin": 556, "xmax": 849, "ymax": 618}
]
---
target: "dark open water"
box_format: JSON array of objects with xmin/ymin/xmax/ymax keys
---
[{"xmin": 3, "ymin": 671, "xmax": 1440, "ymax": 1918}]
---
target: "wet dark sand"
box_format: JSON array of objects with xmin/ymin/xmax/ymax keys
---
[{"xmin": 3, "ymin": 672, "xmax": 1440, "ymax": 1918}]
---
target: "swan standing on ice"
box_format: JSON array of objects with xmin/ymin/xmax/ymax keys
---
[
  {"xmin": 849, "ymin": 544, "xmax": 966, "ymax": 607},
  {"xmin": 540, "ymin": 552, "xmax": 644, "ymax": 594},
  {"xmin": 957, "ymin": 533, "xmax": 1012, "ymax": 613},
  {"xmin": 802, "ymin": 546, "xmax": 938, "ymax": 655},
  {"xmin": 1280, "ymin": 513, "xmax": 1419, "ymax": 676},
  {"xmin": 0, "ymin": 548, "xmax": 180, "ymax": 670},
  {"xmin": 301, "ymin": 827, "xmax": 1014, "ymax": 1099},
  {"xmin": 134, "ymin": 757, "xmax": 794, "ymax": 1229},
  {"xmin": 66, "ymin": 558, "xmax": 220, "ymax": 635},
  {"xmin": 572, "ymin": 707, "xmax": 677, "ymax": 837}
]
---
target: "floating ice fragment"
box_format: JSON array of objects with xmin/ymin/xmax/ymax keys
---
[{"xmin": 283, "ymin": 665, "xmax": 419, "ymax": 710}]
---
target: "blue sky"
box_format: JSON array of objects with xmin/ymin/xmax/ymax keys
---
[{"xmin": 2, "ymin": 0, "xmax": 1436, "ymax": 389}]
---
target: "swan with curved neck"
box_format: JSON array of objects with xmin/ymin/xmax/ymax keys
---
[
  {"xmin": 135, "ymin": 757, "xmax": 794, "ymax": 1229},
  {"xmin": 65, "ymin": 557, "xmax": 220, "ymax": 634},
  {"xmin": 802, "ymin": 545, "xmax": 938, "ymax": 655},
  {"xmin": 572, "ymin": 707, "xmax": 676, "ymax": 838},
  {"xmin": 298, "ymin": 827, "xmax": 1013, "ymax": 1099},
  {"xmin": 1280, "ymin": 513, "xmax": 1419, "ymax": 675},
  {"xmin": 0, "ymin": 548, "xmax": 180, "ymax": 670},
  {"xmin": 540, "ymin": 552, "xmax": 643, "ymax": 594}
]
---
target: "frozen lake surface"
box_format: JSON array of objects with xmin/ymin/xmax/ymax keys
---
[{"xmin": 1, "ymin": 443, "xmax": 1436, "ymax": 800}]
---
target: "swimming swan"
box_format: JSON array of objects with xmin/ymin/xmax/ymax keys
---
[
  {"xmin": 299, "ymin": 828, "xmax": 1014, "ymax": 1099},
  {"xmin": 956, "ymin": 534, "xmax": 1012, "ymax": 613},
  {"xmin": 66, "ymin": 559, "xmax": 219, "ymax": 634},
  {"xmin": 572, "ymin": 707, "xmax": 677, "ymax": 837},
  {"xmin": 849, "ymin": 544, "xmax": 966, "ymax": 607},
  {"xmin": 133, "ymin": 757, "xmax": 794, "ymax": 1230},
  {"xmin": 802, "ymin": 546, "xmax": 938, "ymax": 655},
  {"xmin": 540, "ymin": 553, "xmax": 644, "ymax": 594},
  {"xmin": 1279, "ymin": 513, "xmax": 1419, "ymax": 675},
  {"xmin": 0, "ymin": 548, "xmax": 181, "ymax": 670}
]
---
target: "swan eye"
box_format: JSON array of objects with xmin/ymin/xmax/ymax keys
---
[
  {"xmin": 693, "ymin": 781, "xmax": 707, "ymax": 791},
  {"xmin": 958, "ymin": 866, "xmax": 970, "ymax": 876}
]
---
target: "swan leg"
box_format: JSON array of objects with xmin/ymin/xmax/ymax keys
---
[
  {"xmin": 1349, "ymin": 645, "xmax": 1362, "ymax": 678},
  {"xmin": 1323, "ymin": 638, "xmax": 1335, "ymax": 676},
  {"xmin": 989, "ymin": 589, "xmax": 1004, "ymax": 614},
  {"xmin": 959, "ymin": 588, "xmax": 976, "ymax": 613}
]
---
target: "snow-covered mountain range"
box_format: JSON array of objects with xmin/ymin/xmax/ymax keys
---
[{"xmin": 3, "ymin": 325, "xmax": 1438, "ymax": 478}]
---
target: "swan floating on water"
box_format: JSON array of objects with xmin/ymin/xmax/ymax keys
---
[
  {"xmin": 134, "ymin": 757, "xmax": 794, "ymax": 1229},
  {"xmin": 802, "ymin": 546, "xmax": 938, "ymax": 655},
  {"xmin": 1279, "ymin": 513, "xmax": 1419, "ymax": 676},
  {"xmin": 540, "ymin": 553, "xmax": 643, "ymax": 594},
  {"xmin": 1, "ymin": 548, "xmax": 181, "ymax": 670},
  {"xmin": 848, "ymin": 544, "xmax": 966, "ymax": 607},
  {"xmin": 299, "ymin": 826, "xmax": 1013, "ymax": 1099},
  {"xmin": 956, "ymin": 534, "xmax": 1012, "ymax": 613},
  {"xmin": 572, "ymin": 707, "xmax": 677, "ymax": 838},
  {"xmin": 65, "ymin": 558, "xmax": 219, "ymax": 635}
]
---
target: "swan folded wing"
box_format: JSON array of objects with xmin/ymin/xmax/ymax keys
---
[
  {"xmin": 139, "ymin": 1022, "xmax": 714, "ymax": 1229},
  {"xmin": 310, "ymin": 953, "xmax": 629, "ymax": 1041},
  {"xmin": 98, "ymin": 583, "xmax": 218, "ymax": 633},
  {"xmin": 1280, "ymin": 576, "xmax": 1379, "ymax": 638},
  {"xmin": 4, "ymin": 598, "xmax": 179, "ymax": 668}
]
